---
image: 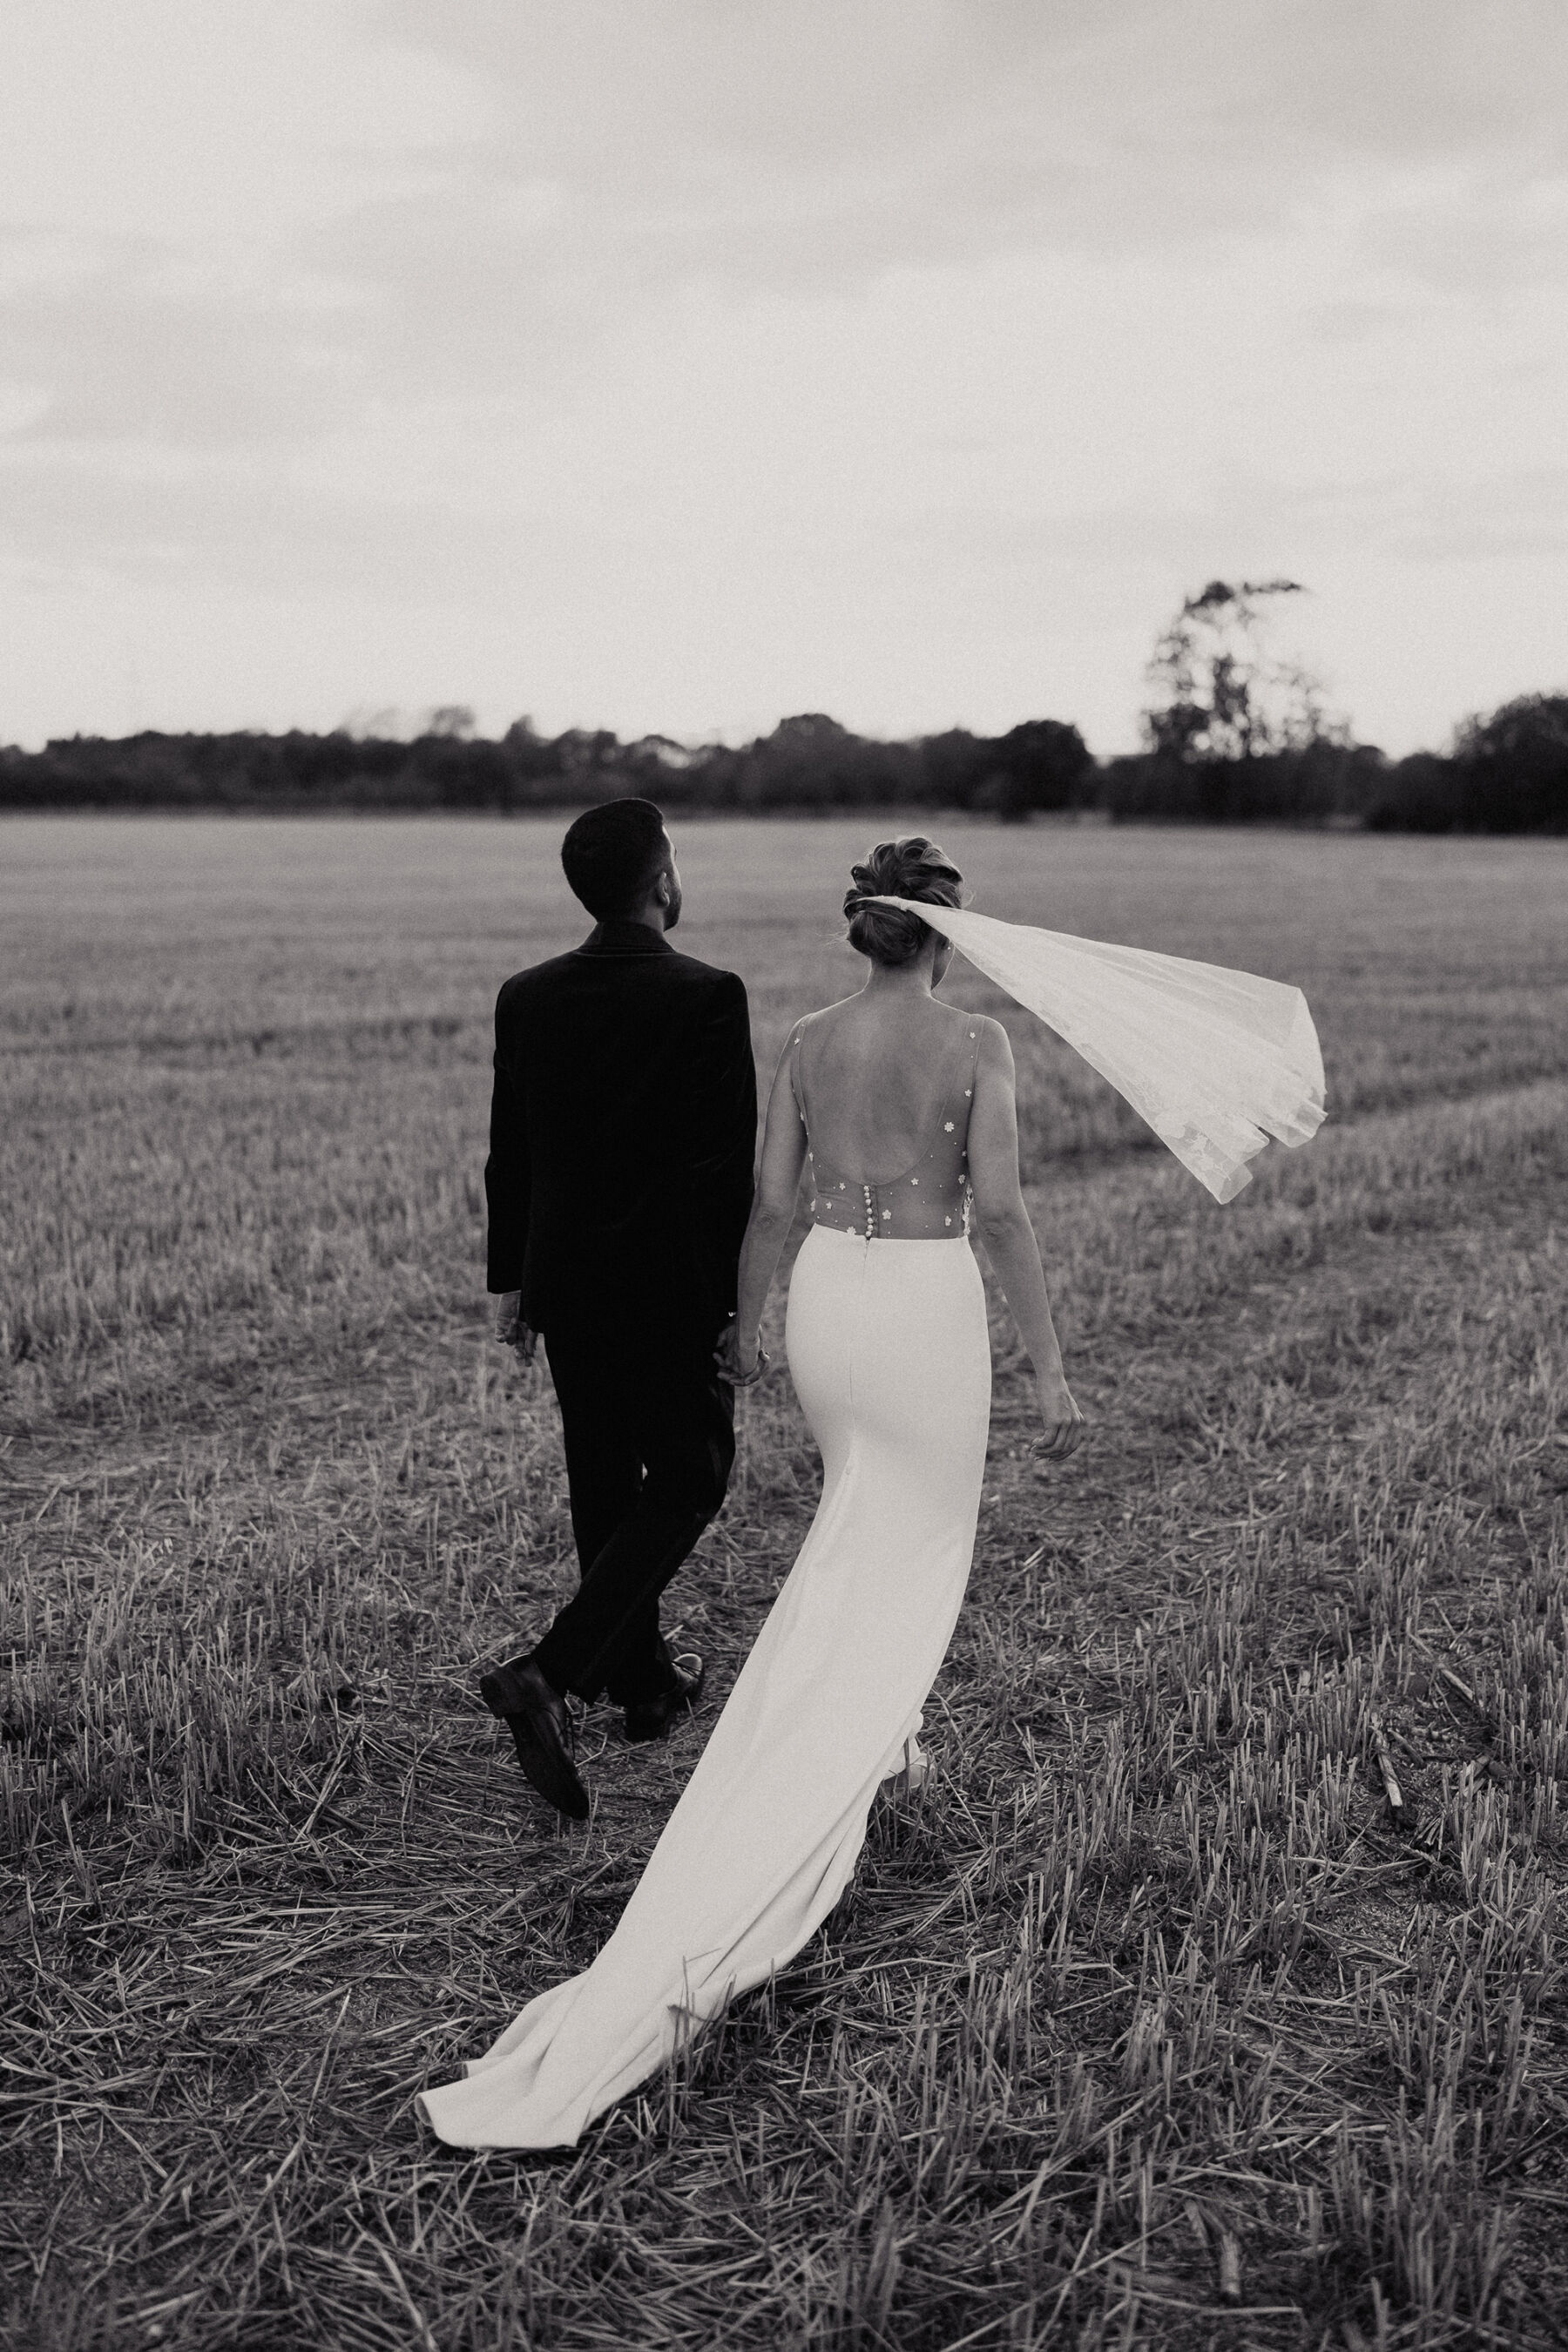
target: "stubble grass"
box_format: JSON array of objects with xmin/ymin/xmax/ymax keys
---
[{"xmin": 2, "ymin": 814, "xmax": 1566, "ymax": 2350}]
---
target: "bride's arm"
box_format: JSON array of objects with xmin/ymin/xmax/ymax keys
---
[
  {"xmin": 967, "ymin": 1022, "xmax": 1085, "ymax": 1457},
  {"xmin": 715, "ymin": 1037, "xmax": 809, "ymax": 1381}
]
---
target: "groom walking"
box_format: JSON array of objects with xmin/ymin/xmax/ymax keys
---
[{"xmin": 480, "ymin": 798, "xmax": 757, "ymax": 1819}]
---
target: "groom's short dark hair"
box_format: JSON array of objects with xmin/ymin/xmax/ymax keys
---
[{"xmin": 560, "ymin": 798, "xmax": 669, "ymax": 919}]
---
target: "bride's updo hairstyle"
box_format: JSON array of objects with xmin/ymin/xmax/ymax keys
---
[{"xmin": 843, "ymin": 836, "xmax": 964, "ymax": 967}]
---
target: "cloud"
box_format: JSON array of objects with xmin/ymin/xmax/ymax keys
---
[
  {"xmin": 1, "ymin": 0, "xmax": 1565, "ymax": 751},
  {"xmin": 0, "ymin": 0, "xmax": 485, "ymax": 243}
]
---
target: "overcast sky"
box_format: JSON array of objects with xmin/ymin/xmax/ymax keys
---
[{"xmin": 2, "ymin": 0, "xmax": 1565, "ymax": 754}]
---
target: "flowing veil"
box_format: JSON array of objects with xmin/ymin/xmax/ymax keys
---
[{"xmin": 867, "ymin": 897, "xmax": 1326, "ymax": 1202}]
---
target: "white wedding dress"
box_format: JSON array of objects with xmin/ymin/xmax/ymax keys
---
[{"xmin": 419, "ymin": 1024, "xmax": 991, "ymax": 2151}]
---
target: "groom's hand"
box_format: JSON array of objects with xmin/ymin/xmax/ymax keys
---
[{"xmin": 492, "ymin": 1290, "xmax": 538, "ymax": 1366}]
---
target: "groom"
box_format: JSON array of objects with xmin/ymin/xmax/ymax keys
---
[{"xmin": 479, "ymin": 798, "xmax": 758, "ymax": 1819}]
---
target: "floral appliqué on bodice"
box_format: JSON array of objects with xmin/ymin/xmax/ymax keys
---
[{"xmin": 792, "ymin": 1021, "xmax": 982, "ymax": 1240}]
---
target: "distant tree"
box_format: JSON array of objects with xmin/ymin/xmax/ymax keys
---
[
  {"xmin": 915, "ymin": 728, "xmax": 990, "ymax": 808},
  {"xmin": 554, "ymin": 727, "xmax": 621, "ymax": 775},
  {"xmin": 483, "ymin": 719, "xmax": 551, "ymax": 808},
  {"xmin": 747, "ymin": 713, "xmax": 858, "ymax": 801},
  {"xmin": 737, "ymin": 714, "xmax": 918, "ymax": 809},
  {"xmin": 1362, "ymin": 751, "xmax": 1463, "ymax": 835},
  {"xmin": 982, "ymin": 719, "xmax": 1092, "ymax": 821},
  {"xmin": 626, "ymin": 734, "xmax": 698, "ymax": 772},
  {"xmin": 1450, "ymin": 693, "xmax": 1568, "ymax": 833},
  {"xmin": 423, "ymin": 705, "xmax": 476, "ymax": 740},
  {"xmin": 1144, "ymin": 579, "xmax": 1345, "ymax": 765}
]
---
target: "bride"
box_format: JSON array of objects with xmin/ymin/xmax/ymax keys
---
[
  {"xmin": 418, "ymin": 836, "xmax": 1082, "ymax": 2151},
  {"xmin": 417, "ymin": 835, "xmax": 1321, "ymax": 2151}
]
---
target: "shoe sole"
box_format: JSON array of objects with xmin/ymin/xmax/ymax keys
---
[{"xmin": 479, "ymin": 1672, "xmax": 590, "ymax": 1821}]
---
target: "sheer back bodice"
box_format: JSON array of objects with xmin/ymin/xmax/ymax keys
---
[{"xmin": 791, "ymin": 1014, "xmax": 982, "ymax": 1240}]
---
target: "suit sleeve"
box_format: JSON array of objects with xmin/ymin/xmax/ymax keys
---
[
  {"xmin": 686, "ymin": 971, "xmax": 758, "ymax": 1314},
  {"xmin": 483, "ymin": 983, "xmax": 531, "ymax": 1294}
]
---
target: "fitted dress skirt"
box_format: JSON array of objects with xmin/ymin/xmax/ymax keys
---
[{"xmin": 417, "ymin": 1225, "xmax": 992, "ymax": 2150}]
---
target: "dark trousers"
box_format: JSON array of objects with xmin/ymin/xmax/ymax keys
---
[{"xmin": 531, "ymin": 1321, "xmax": 736, "ymax": 1707}]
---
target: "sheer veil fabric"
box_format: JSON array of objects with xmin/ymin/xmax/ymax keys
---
[{"xmin": 865, "ymin": 898, "xmax": 1326, "ymax": 1202}]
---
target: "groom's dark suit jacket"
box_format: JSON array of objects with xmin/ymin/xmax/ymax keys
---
[{"xmin": 485, "ymin": 919, "xmax": 757, "ymax": 1344}]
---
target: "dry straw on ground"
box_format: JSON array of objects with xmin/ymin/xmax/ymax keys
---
[{"xmin": 3, "ymin": 817, "xmax": 1565, "ymax": 2349}]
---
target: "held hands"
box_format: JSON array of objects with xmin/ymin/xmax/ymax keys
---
[
  {"xmin": 1034, "ymin": 1368, "xmax": 1085, "ymax": 1463},
  {"xmin": 713, "ymin": 1319, "xmax": 770, "ymax": 1389}
]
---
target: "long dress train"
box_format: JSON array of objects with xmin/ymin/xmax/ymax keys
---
[{"xmin": 418, "ymin": 1222, "xmax": 991, "ymax": 2150}]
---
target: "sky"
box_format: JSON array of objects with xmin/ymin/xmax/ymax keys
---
[{"xmin": 2, "ymin": 0, "xmax": 1565, "ymax": 756}]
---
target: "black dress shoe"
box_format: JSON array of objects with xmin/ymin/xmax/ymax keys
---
[
  {"xmin": 478, "ymin": 1654, "xmax": 590, "ymax": 1821},
  {"xmin": 624, "ymin": 1656, "xmax": 706, "ymax": 1745}
]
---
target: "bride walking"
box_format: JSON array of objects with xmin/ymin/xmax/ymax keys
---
[
  {"xmin": 418, "ymin": 833, "xmax": 1323, "ymax": 2151},
  {"xmin": 418, "ymin": 836, "xmax": 1084, "ymax": 2151}
]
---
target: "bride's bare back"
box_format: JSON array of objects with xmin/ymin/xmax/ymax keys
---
[
  {"xmin": 791, "ymin": 996, "xmax": 984, "ymax": 1240},
  {"xmin": 794, "ymin": 996, "xmax": 978, "ymax": 1180}
]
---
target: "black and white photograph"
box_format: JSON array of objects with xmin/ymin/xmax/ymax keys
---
[{"xmin": 3, "ymin": 3, "xmax": 1566, "ymax": 2345}]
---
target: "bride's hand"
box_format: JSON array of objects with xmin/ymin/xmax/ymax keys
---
[{"xmin": 1034, "ymin": 1369, "xmax": 1085, "ymax": 1461}]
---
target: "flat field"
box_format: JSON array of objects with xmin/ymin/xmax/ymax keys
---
[{"xmin": 3, "ymin": 814, "xmax": 1566, "ymax": 2351}]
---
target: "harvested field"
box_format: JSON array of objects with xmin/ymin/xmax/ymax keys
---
[{"xmin": 3, "ymin": 814, "xmax": 1566, "ymax": 2349}]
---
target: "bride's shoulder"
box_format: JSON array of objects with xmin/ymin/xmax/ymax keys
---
[
  {"xmin": 947, "ymin": 1007, "xmax": 1013, "ymax": 1071},
  {"xmin": 787, "ymin": 995, "xmax": 858, "ymax": 1043},
  {"xmin": 941, "ymin": 1004, "xmax": 1007, "ymax": 1044}
]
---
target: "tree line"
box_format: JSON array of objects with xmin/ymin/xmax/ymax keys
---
[
  {"xmin": 3, "ymin": 700, "xmax": 1564, "ymax": 829},
  {"xmin": 3, "ymin": 580, "xmax": 1564, "ymax": 829}
]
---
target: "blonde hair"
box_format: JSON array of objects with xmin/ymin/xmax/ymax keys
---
[{"xmin": 843, "ymin": 836, "xmax": 964, "ymax": 966}]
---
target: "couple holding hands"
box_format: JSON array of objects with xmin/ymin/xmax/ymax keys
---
[{"xmin": 419, "ymin": 796, "xmax": 1322, "ymax": 2152}]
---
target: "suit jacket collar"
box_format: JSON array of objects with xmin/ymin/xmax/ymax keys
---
[{"xmin": 577, "ymin": 917, "xmax": 675, "ymax": 958}]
